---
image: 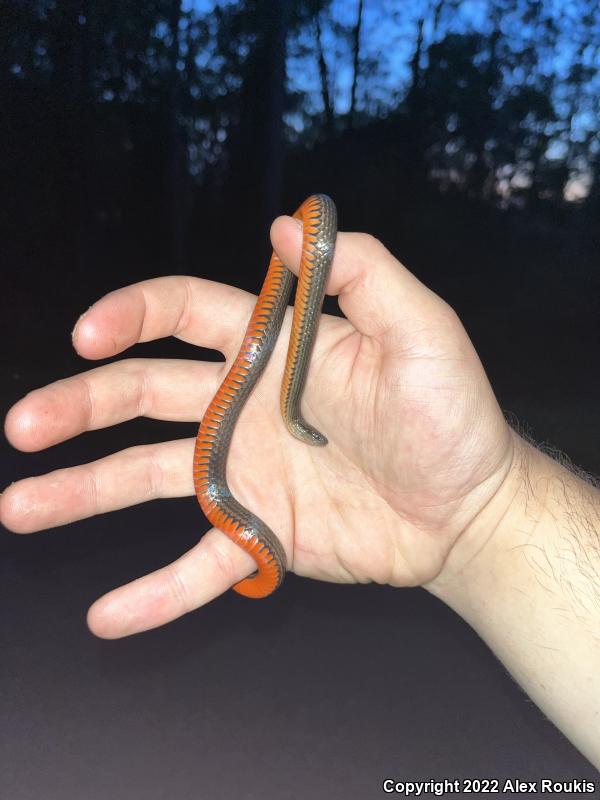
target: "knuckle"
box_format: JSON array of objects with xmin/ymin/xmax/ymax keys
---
[
  {"xmin": 76, "ymin": 374, "xmax": 96, "ymax": 428},
  {"xmin": 80, "ymin": 466, "xmax": 100, "ymax": 515},
  {"xmin": 436, "ymin": 298, "xmax": 462, "ymax": 329},
  {"xmin": 357, "ymin": 232, "xmax": 386, "ymax": 256},
  {"xmin": 358, "ymin": 231, "xmax": 379, "ymax": 248},
  {"xmin": 136, "ymin": 362, "xmax": 154, "ymax": 418},
  {"xmin": 165, "ymin": 563, "xmax": 192, "ymax": 613},
  {"xmin": 145, "ymin": 447, "xmax": 165, "ymax": 500},
  {"xmin": 174, "ymin": 277, "xmax": 193, "ymax": 336},
  {"xmin": 209, "ymin": 536, "xmax": 239, "ymax": 584}
]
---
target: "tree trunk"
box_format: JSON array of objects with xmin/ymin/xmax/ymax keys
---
[
  {"xmin": 315, "ymin": 12, "xmax": 334, "ymax": 137},
  {"xmin": 167, "ymin": 0, "xmax": 185, "ymax": 270},
  {"xmin": 262, "ymin": 0, "xmax": 289, "ymax": 229},
  {"xmin": 431, "ymin": 0, "xmax": 445, "ymax": 41},
  {"xmin": 349, "ymin": 0, "xmax": 363, "ymax": 128}
]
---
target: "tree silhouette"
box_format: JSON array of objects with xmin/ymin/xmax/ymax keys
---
[{"xmin": 2, "ymin": 0, "xmax": 598, "ymax": 285}]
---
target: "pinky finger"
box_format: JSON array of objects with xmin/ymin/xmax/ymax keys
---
[{"xmin": 87, "ymin": 528, "xmax": 258, "ymax": 638}]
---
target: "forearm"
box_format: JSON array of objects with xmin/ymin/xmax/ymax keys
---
[{"xmin": 427, "ymin": 430, "xmax": 600, "ymax": 767}]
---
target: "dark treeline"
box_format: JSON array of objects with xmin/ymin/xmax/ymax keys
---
[{"xmin": 3, "ymin": 0, "xmax": 599, "ymax": 364}]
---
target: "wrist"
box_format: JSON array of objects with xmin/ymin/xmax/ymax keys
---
[
  {"xmin": 427, "ymin": 428, "xmax": 600, "ymax": 627},
  {"xmin": 425, "ymin": 429, "xmax": 600, "ymax": 767},
  {"xmin": 425, "ymin": 427, "xmax": 527, "ymax": 610}
]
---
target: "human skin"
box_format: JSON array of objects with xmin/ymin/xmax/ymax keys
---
[{"xmin": 1, "ymin": 217, "xmax": 599, "ymax": 767}]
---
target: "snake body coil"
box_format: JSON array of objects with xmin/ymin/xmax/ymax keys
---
[{"xmin": 193, "ymin": 195, "xmax": 337, "ymax": 597}]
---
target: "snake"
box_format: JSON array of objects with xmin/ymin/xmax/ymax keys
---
[{"xmin": 193, "ymin": 194, "xmax": 337, "ymax": 598}]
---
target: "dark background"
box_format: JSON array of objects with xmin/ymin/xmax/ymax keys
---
[{"xmin": 2, "ymin": 1, "xmax": 599, "ymax": 797}]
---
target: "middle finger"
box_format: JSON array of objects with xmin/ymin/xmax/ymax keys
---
[{"xmin": 5, "ymin": 358, "xmax": 222, "ymax": 452}]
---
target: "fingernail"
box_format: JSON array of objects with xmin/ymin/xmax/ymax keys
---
[{"xmin": 71, "ymin": 305, "xmax": 93, "ymax": 339}]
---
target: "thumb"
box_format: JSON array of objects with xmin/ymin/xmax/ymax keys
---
[{"xmin": 270, "ymin": 215, "xmax": 445, "ymax": 340}]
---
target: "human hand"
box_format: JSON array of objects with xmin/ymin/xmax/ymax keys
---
[{"xmin": 1, "ymin": 217, "xmax": 514, "ymax": 637}]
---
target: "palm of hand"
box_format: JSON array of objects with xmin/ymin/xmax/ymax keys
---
[{"xmin": 250, "ymin": 299, "xmax": 511, "ymax": 590}]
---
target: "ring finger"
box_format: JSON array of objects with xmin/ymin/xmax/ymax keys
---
[{"xmin": 1, "ymin": 437, "xmax": 195, "ymax": 533}]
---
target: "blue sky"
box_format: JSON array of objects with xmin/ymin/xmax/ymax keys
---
[{"xmin": 182, "ymin": 0, "xmax": 598, "ymax": 196}]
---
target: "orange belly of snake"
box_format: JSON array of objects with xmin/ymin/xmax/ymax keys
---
[{"xmin": 193, "ymin": 194, "xmax": 337, "ymax": 597}]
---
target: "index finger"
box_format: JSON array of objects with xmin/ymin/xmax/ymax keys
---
[{"xmin": 73, "ymin": 276, "xmax": 256, "ymax": 360}]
